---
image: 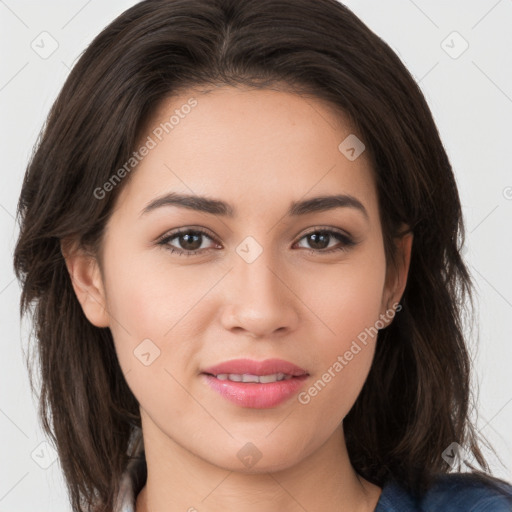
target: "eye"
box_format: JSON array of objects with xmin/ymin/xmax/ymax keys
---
[
  {"xmin": 156, "ymin": 227, "xmax": 356, "ymax": 257},
  {"xmin": 157, "ymin": 228, "xmax": 220, "ymax": 256},
  {"xmin": 294, "ymin": 228, "xmax": 356, "ymax": 254}
]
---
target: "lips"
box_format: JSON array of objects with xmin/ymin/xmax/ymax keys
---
[
  {"xmin": 201, "ymin": 358, "xmax": 309, "ymax": 408},
  {"xmin": 202, "ymin": 358, "xmax": 308, "ymax": 378}
]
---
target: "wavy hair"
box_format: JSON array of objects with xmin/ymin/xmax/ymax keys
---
[{"xmin": 13, "ymin": 0, "xmax": 508, "ymax": 510}]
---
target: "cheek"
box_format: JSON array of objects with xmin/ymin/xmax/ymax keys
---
[
  {"xmin": 293, "ymin": 245, "xmax": 386, "ymax": 421},
  {"xmin": 101, "ymin": 244, "xmax": 224, "ymax": 404},
  {"xmin": 102, "ymin": 244, "xmax": 210, "ymax": 341},
  {"xmin": 301, "ymin": 242, "xmax": 387, "ymax": 349},
  {"xmin": 295, "ymin": 342, "xmax": 376, "ymax": 443},
  {"xmin": 103, "ymin": 253, "xmax": 203, "ymax": 424}
]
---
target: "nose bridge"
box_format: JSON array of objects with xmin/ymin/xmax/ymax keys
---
[
  {"xmin": 237, "ymin": 244, "xmax": 281, "ymax": 301},
  {"xmin": 221, "ymin": 237, "xmax": 298, "ymax": 336}
]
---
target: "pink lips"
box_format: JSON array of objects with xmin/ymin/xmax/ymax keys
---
[{"xmin": 201, "ymin": 358, "xmax": 309, "ymax": 409}]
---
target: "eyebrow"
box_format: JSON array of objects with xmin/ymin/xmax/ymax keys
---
[{"xmin": 140, "ymin": 192, "xmax": 369, "ymax": 221}]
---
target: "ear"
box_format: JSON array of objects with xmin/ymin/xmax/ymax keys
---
[
  {"xmin": 380, "ymin": 227, "xmax": 413, "ymax": 325},
  {"xmin": 60, "ymin": 238, "xmax": 110, "ymax": 328}
]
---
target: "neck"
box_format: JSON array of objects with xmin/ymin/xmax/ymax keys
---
[{"xmin": 135, "ymin": 419, "xmax": 381, "ymax": 512}]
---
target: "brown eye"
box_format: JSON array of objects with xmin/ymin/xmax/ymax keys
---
[
  {"xmin": 295, "ymin": 229, "xmax": 355, "ymax": 254},
  {"xmin": 174, "ymin": 231, "xmax": 203, "ymax": 251},
  {"xmin": 157, "ymin": 229, "xmax": 219, "ymax": 256}
]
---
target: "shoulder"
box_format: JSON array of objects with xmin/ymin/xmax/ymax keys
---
[
  {"xmin": 420, "ymin": 473, "xmax": 512, "ymax": 511},
  {"xmin": 377, "ymin": 472, "xmax": 512, "ymax": 512}
]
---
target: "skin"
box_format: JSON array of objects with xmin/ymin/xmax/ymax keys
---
[{"xmin": 63, "ymin": 85, "xmax": 413, "ymax": 512}]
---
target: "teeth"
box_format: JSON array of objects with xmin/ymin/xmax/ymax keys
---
[
  {"xmin": 214, "ymin": 372, "xmax": 292, "ymax": 383},
  {"xmin": 242, "ymin": 374, "xmax": 260, "ymax": 383},
  {"xmin": 259, "ymin": 374, "xmax": 280, "ymax": 383}
]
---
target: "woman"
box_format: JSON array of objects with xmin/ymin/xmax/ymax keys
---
[{"xmin": 13, "ymin": 0, "xmax": 512, "ymax": 511}]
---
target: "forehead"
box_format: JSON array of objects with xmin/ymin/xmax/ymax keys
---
[{"xmin": 113, "ymin": 86, "xmax": 378, "ymax": 222}]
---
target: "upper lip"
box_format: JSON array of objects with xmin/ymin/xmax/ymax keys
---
[{"xmin": 202, "ymin": 358, "xmax": 308, "ymax": 377}]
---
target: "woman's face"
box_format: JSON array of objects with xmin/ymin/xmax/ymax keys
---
[{"xmin": 71, "ymin": 86, "xmax": 411, "ymax": 472}]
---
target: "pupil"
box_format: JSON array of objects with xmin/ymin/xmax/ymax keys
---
[
  {"xmin": 180, "ymin": 232, "xmax": 201, "ymax": 250},
  {"xmin": 309, "ymin": 232, "xmax": 329, "ymax": 249}
]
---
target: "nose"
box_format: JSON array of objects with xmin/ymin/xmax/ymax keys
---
[{"xmin": 220, "ymin": 248, "xmax": 300, "ymax": 338}]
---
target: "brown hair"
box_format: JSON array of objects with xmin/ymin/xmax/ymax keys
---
[{"xmin": 13, "ymin": 0, "xmax": 509, "ymax": 510}]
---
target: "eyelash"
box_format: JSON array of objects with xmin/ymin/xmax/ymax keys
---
[{"xmin": 156, "ymin": 227, "xmax": 356, "ymax": 257}]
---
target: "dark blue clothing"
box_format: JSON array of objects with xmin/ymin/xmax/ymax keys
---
[{"xmin": 375, "ymin": 472, "xmax": 512, "ymax": 511}]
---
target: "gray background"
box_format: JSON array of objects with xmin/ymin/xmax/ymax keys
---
[{"xmin": 1, "ymin": 0, "xmax": 511, "ymax": 510}]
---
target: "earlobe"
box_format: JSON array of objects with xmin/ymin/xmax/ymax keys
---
[{"xmin": 60, "ymin": 239, "xmax": 110, "ymax": 328}]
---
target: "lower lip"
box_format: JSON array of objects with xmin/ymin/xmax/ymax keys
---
[{"xmin": 202, "ymin": 374, "xmax": 309, "ymax": 408}]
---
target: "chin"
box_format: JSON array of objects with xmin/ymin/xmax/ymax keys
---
[{"xmin": 195, "ymin": 435, "xmax": 314, "ymax": 474}]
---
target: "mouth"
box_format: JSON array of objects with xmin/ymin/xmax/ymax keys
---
[
  {"xmin": 200, "ymin": 358, "xmax": 309, "ymax": 408},
  {"xmin": 206, "ymin": 372, "xmax": 296, "ymax": 383}
]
